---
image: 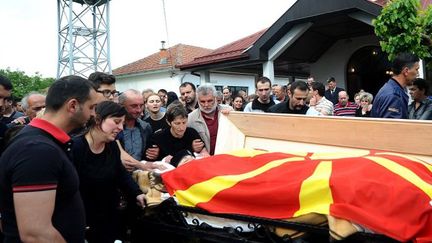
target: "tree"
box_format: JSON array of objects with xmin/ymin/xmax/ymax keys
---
[
  {"xmin": 0, "ymin": 68, "xmax": 55, "ymax": 99},
  {"xmin": 373, "ymin": 0, "xmax": 432, "ymax": 65}
]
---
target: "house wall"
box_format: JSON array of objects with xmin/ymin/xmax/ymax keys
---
[
  {"xmin": 207, "ymin": 73, "xmax": 254, "ymax": 94},
  {"xmin": 207, "ymin": 73, "xmax": 289, "ymax": 95},
  {"xmin": 310, "ymin": 35, "xmax": 380, "ymax": 90},
  {"xmin": 116, "ymin": 69, "xmax": 286, "ymax": 96},
  {"xmin": 115, "ymin": 71, "xmax": 201, "ymax": 95}
]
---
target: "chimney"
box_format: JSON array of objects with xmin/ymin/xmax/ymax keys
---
[{"xmin": 159, "ymin": 41, "xmax": 168, "ymax": 64}]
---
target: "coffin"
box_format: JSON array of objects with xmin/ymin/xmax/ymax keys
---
[
  {"xmin": 215, "ymin": 112, "xmax": 432, "ymax": 162},
  {"xmin": 136, "ymin": 113, "xmax": 432, "ymax": 243}
]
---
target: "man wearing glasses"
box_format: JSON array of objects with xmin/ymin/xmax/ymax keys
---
[
  {"xmin": 244, "ymin": 76, "xmax": 278, "ymax": 112},
  {"xmin": 88, "ymin": 72, "xmax": 120, "ymax": 103}
]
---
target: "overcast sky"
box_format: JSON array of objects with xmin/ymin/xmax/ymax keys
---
[{"xmin": 0, "ymin": 0, "xmax": 296, "ymax": 78}]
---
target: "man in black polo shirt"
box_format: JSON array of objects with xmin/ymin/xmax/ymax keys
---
[
  {"xmin": 0, "ymin": 75, "xmax": 98, "ymax": 243},
  {"xmin": 268, "ymin": 81, "xmax": 312, "ymax": 114}
]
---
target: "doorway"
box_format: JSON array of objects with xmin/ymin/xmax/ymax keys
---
[{"xmin": 346, "ymin": 46, "xmax": 392, "ymax": 99}]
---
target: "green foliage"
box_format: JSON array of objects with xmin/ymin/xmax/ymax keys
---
[
  {"xmin": 0, "ymin": 68, "xmax": 54, "ymax": 99},
  {"xmin": 373, "ymin": 0, "xmax": 432, "ymax": 63}
]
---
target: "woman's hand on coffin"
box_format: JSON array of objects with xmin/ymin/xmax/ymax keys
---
[
  {"xmin": 136, "ymin": 161, "xmax": 167, "ymax": 172},
  {"xmin": 162, "ymin": 155, "xmax": 173, "ymax": 163},
  {"xmin": 136, "ymin": 194, "xmax": 147, "ymax": 208},
  {"xmin": 122, "ymin": 157, "xmax": 140, "ymax": 172},
  {"xmin": 192, "ymin": 139, "xmax": 204, "ymax": 152},
  {"xmin": 197, "ymin": 149, "xmax": 210, "ymax": 158},
  {"xmin": 145, "ymin": 145, "xmax": 160, "ymax": 160}
]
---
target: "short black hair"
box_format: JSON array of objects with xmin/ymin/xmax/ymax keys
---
[
  {"xmin": 45, "ymin": 75, "xmax": 96, "ymax": 112},
  {"xmin": 179, "ymin": 82, "xmax": 196, "ymax": 92},
  {"xmin": 157, "ymin": 89, "xmax": 168, "ymax": 94},
  {"xmin": 166, "ymin": 100, "xmax": 188, "ymax": 123},
  {"xmin": 255, "ymin": 76, "xmax": 272, "ymax": 88},
  {"xmin": 88, "ymin": 72, "xmax": 116, "ymax": 88},
  {"xmin": 327, "ymin": 77, "xmax": 336, "ymax": 83},
  {"xmin": 96, "ymin": 100, "xmax": 127, "ymax": 120},
  {"xmin": 412, "ymin": 78, "xmax": 430, "ymax": 96},
  {"xmin": 166, "ymin": 91, "xmax": 179, "ymax": 107},
  {"xmin": 0, "ymin": 75, "xmax": 13, "ymax": 91},
  {"xmin": 289, "ymin": 81, "xmax": 309, "ymax": 94},
  {"xmin": 86, "ymin": 100, "xmax": 126, "ymax": 129},
  {"xmin": 311, "ymin": 82, "xmax": 325, "ymax": 96},
  {"xmin": 392, "ymin": 52, "xmax": 420, "ymax": 75}
]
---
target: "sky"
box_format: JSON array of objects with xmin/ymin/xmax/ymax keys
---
[{"xmin": 0, "ymin": 0, "xmax": 296, "ymax": 78}]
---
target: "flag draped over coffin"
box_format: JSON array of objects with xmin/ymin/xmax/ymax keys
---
[{"xmin": 161, "ymin": 149, "xmax": 432, "ymax": 243}]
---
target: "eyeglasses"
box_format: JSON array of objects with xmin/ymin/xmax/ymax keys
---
[{"xmin": 97, "ymin": 89, "xmax": 120, "ymax": 98}]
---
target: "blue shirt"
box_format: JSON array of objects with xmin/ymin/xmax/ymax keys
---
[{"xmin": 371, "ymin": 78, "xmax": 408, "ymax": 119}]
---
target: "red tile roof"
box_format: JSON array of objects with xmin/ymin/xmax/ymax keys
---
[
  {"xmin": 178, "ymin": 29, "xmax": 267, "ymax": 69},
  {"xmin": 113, "ymin": 44, "xmax": 213, "ymax": 76},
  {"xmin": 179, "ymin": 0, "xmax": 430, "ymax": 70}
]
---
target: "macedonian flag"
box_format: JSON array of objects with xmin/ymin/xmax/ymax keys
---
[{"xmin": 161, "ymin": 149, "xmax": 432, "ymax": 243}]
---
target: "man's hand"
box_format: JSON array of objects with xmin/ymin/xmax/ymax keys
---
[
  {"xmin": 11, "ymin": 116, "xmax": 30, "ymax": 125},
  {"xmin": 192, "ymin": 139, "xmax": 204, "ymax": 153},
  {"xmin": 145, "ymin": 145, "xmax": 159, "ymax": 160},
  {"xmin": 220, "ymin": 106, "xmax": 233, "ymax": 115}
]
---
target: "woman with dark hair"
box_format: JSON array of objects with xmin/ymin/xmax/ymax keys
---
[
  {"xmin": 232, "ymin": 95, "xmax": 245, "ymax": 111},
  {"xmin": 72, "ymin": 101, "xmax": 146, "ymax": 243},
  {"xmin": 166, "ymin": 91, "xmax": 179, "ymax": 107},
  {"xmin": 149, "ymin": 101, "xmax": 209, "ymax": 164}
]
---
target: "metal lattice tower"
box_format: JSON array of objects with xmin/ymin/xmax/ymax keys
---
[{"xmin": 57, "ymin": 0, "xmax": 111, "ymax": 78}]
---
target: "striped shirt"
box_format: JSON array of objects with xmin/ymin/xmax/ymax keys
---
[
  {"xmin": 334, "ymin": 102, "xmax": 358, "ymax": 116},
  {"xmin": 315, "ymin": 97, "xmax": 334, "ymax": 115}
]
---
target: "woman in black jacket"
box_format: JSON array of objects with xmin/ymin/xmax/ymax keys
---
[{"xmin": 72, "ymin": 101, "xmax": 146, "ymax": 243}]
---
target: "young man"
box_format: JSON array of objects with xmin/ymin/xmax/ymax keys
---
[
  {"xmin": 244, "ymin": 76, "xmax": 278, "ymax": 112},
  {"xmin": 0, "ymin": 75, "xmax": 98, "ymax": 243},
  {"xmin": 308, "ymin": 82, "xmax": 334, "ymax": 116},
  {"xmin": 324, "ymin": 77, "xmax": 345, "ymax": 105},
  {"xmin": 371, "ymin": 52, "xmax": 420, "ymax": 119},
  {"xmin": 88, "ymin": 71, "xmax": 119, "ymax": 103}
]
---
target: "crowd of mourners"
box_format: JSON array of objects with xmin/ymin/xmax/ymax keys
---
[{"xmin": 0, "ymin": 51, "xmax": 430, "ymax": 243}]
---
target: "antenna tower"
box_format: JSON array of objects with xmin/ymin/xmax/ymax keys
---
[{"xmin": 57, "ymin": 0, "xmax": 111, "ymax": 78}]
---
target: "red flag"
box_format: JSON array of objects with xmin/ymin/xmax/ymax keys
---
[{"xmin": 161, "ymin": 150, "xmax": 432, "ymax": 242}]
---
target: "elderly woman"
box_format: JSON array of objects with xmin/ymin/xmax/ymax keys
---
[
  {"xmin": 72, "ymin": 101, "xmax": 146, "ymax": 243},
  {"xmin": 355, "ymin": 92, "xmax": 373, "ymax": 117},
  {"xmin": 149, "ymin": 101, "xmax": 209, "ymax": 164}
]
